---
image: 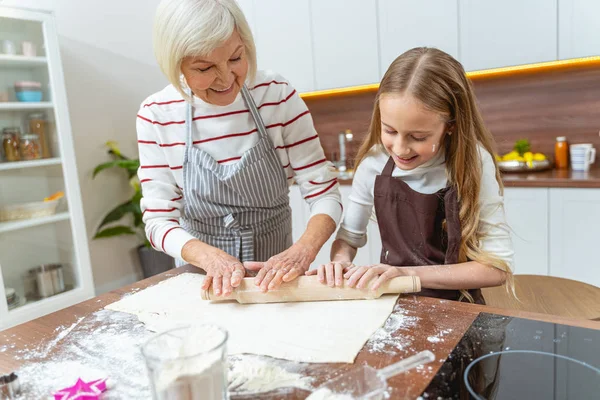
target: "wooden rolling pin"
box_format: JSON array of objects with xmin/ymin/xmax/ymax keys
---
[{"xmin": 200, "ymin": 275, "xmax": 420, "ymax": 304}]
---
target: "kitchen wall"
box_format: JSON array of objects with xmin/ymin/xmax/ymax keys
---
[
  {"xmin": 305, "ymin": 62, "xmax": 600, "ymax": 164},
  {"xmin": 1, "ymin": 0, "xmax": 599, "ymax": 293}
]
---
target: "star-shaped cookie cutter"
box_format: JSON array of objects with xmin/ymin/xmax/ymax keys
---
[{"xmin": 53, "ymin": 377, "xmax": 107, "ymax": 400}]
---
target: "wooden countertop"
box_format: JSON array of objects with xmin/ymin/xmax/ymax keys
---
[
  {"xmin": 501, "ymin": 166, "xmax": 600, "ymax": 188},
  {"xmin": 338, "ymin": 166, "xmax": 600, "ymax": 188},
  {"xmin": 1, "ymin": 266, "xmax": 599, "ymax": 399}
]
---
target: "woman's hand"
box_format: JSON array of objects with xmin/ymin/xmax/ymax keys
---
[
  {"xmin": 182, "ymin": 239, "xmax": 245, "ymax": 297},
  {"xmin": 344, "ymin": 263, "xmax": 405, "ymax": 290},
  {"xmin": 245, "ymin": 242, "xmax": 317, "ymax": 291},
  {"xmin": 305, "ymin": 261, "xmax": 354, "ymax": 287}
]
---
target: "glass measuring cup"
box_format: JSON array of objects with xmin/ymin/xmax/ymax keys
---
[
  {"xmin": 307, "ymin": 350, "xmax": 435, "ymax": 400},
  {"xmin": 141, "ymin": 324, "xmax": 228, "ymax": 400}
]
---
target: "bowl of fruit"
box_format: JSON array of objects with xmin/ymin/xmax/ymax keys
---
[{"xmin": 496, "ymin": 139, "xmax": 552, "ymax": 172}]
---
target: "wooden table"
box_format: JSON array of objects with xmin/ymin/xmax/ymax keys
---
[{"xmin": 1, "ymin": 265, "xmax": 599, "ymax": 399}]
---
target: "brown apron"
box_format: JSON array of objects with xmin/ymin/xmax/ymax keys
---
[{"xmin": 374, "ymin": 156, "xmax": 484, "ymax": 304}]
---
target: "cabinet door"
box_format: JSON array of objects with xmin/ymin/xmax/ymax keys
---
[
  {"xmin": 558, "ymin": 0, "xmax": 600, "ymax": 59},
  {"xmin": 549, "ymin": 188, "xmax": 600, "ymax": 287},
  {"xmin": 310, "ymin": 0, "xmax": 379, "ymax": 89},
  {"xmin": 503, "ymin": 188, "xmax": 549, "ymax": 275},
  {"xmin": 459, "ymin": 0, "xmax": 557, "ymax": 71},
  {"xmin": 252, "ymin": 1, "xmax": 315, "ymax": 92},
  {"xmin": 378, "ymin": 0, "xmax": 459, "ymax": 77}
]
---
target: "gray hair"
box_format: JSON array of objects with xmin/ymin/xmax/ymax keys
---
[{"xmin": 153, "ymin": 0, "xmax": 257, "ymax": 99}]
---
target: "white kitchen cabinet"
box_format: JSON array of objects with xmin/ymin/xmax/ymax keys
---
[
  {"xmin": 503, "ymin": 188, "xmax": 549, "ymax": 276},
  {"xmin": 0, "ymin": 7, "xmax": 94, "ymax": 329},
  {"xmin": 558, "ymin": 0, "xmax": 600, "ymax": 59},
  {"xmin": 377, "ymin": 0, "xmax": 459, "ymax": 77},
  {"xmin": 250, "ymin": 1, "xmax": 315, "ymax": 92},
  {"xmin": 289, "ymin": 184, "xmax": 307, "ymax": 245},
  {"xmin": 459, "ymin": 0, "xmax": 558, "ymax": 71},
  {"xmin": 549, "ymin": 188, "xmax": 600, "ymax": 287},
  {"xmin": 310, "ymin": 0, "xmax": 379, "ymax": 89}
]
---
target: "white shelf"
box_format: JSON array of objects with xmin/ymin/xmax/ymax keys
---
[
  {"xmin": 0, "ymin": 54, "xmax": 47, "ymax": 67},
  {"xmin": 0, "ymin": 211, "xmax": 70, "ymax": 234},
  {"xmin": 0, "ymin": 157, "xmax": 62, "ymax": 171},
  {"xmin": 0, "ymin": 102, "xmax": 53, "ymax": 110}
]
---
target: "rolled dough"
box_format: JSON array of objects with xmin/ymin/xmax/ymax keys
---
[{"xmin": 105, "ymin": 273, "xmax": 399, "ymax": 363}]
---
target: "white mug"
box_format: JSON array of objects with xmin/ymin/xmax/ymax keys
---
[
  {"xmin": 1, "ymin": 39, "xmax": 17, "ymax": 55},
  {"xmin": 21, "ymin": 41, "xmax": 36, "ymax": 57},
  {"xmin": 570, "ymin": 144, "xmax": 596, "ymax": 172}
]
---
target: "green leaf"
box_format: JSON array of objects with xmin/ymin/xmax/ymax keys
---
[
  {"xmin": 93, "ymin": 159, "xmax": 140, "ymax": 178},
  {"xmin": 131, "ymin": 190, "xmax": 143, "ymax": 227},
  {"xmin": 97, "ymin": 201, "xmax": 135, "ymax": 230},
  {"xmin": 513, "ymin": 139, "xmax": 531, "ymax": 156},
  {"xmin": 94, "ymin": 226, "xmax": 136, "ymax": 239}
]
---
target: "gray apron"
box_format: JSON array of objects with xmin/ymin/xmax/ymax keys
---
[{"xmin": 177, "ymin": 85, "xmax": 292, "ymax": 265}]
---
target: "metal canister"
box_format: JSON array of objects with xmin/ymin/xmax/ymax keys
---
[
  {"xmin": 0, "ymin": 373, "xmax": 21, "ymax": 399},
  {"xmin": 29, "ymin": 264, "xmax": 65, "ymax": 298},
  {"xmin": 51, "ymin": 264, "xmax": 65, "ymax": 293}
]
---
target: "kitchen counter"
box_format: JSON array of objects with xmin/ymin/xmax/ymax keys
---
[
  {"xmin": 1, "ymin": 266, "xmax": 599, "ymax": 399},
  {"xmin": 337, "ymin": 166, "xmax": 600, "ymax": 188},
  {"xmin": 501, "ymin": 166, "xmax": 600, "ymax": 188}
]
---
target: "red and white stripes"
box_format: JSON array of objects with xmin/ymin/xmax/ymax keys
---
[{"xmin": 137, "ymin": 70, "xmax": 342, "ymax": 259}]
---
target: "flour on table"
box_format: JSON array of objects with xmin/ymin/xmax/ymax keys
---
[
  {"xmin": 427, "ymin": 328, "xmax": 452, "ymax": 343},
  {"xmin": 105, "ymin": 273, "xmax": 400, "ymax": 364},
  {"xmin": 228, "ymin": 355, "xmax": 312, "ymax": 394},
  {"xmin": 366, "ymin": 306, "xmax": 420, "ymax": 355}
]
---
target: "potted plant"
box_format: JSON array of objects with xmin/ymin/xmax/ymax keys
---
[{"xmin": 92, "ymin": 141, "xmax": 174, "ymax": 278}]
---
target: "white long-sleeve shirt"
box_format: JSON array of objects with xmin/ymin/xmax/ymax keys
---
[
  {"xmin": 336, "ymin": 144, "xmax": 514, "ymax": 271},
  {"xmin": 136, "ymin": 70, "xmax": 342, "ymax": 259}
]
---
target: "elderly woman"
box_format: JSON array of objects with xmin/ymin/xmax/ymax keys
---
[{"xmin": 137, "ymin": 0, "xmax": 342, "ymax": 297}]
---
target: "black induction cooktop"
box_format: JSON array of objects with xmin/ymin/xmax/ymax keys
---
[{"xmin": 421, "ymin": 313, "xmax": 600, "ymax": 400}]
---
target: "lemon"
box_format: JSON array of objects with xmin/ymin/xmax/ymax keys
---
[
  {"xmin": 502, "ymin": 151, "xmax": 519, "ymax": 161},
  {"xmin": 533, "ymin": 153, "xmax": 546, "ymax": 161}
]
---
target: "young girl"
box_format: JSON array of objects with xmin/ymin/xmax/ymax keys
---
[{"xmin": 309, "ymin": 47, "xmax": 514, "ymax": 303}]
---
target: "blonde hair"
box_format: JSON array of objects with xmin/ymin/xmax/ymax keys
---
[
  {"xmin": 355, "ymin": 47, "xmax": 514, "ymax": 301},
  {"xmin": 153, "ymin": 0, "xmax": 257, "ymax": 100}
]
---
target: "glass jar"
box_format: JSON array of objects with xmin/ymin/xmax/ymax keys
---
[
  {"xmin": 27, "ymin": 112, "xmax": 50, "ymax": 158},
  {"xmin": 2, "ymin": 128, "xmax": 22, "ymax": 162},
  {"xmin": 19, "ymin": 133, "xmax": 42, "ymax": 160},
  {"xmin": 555, "ymin": 136, "xmax": 569, "ymax": 169}
]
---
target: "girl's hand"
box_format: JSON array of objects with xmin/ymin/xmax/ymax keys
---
[
  {"xmin": 344, "ymin": 263, "xmax": 405, "ymax": 290},
  {"xmin": 305, "ymin": 261, "xmax": 354, "ymax": 287}
]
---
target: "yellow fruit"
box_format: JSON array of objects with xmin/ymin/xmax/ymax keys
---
[
  {"xmin": 502, "ymin": 151, "xmax": 519, "ymax": 161},
  {"xmin": 516, "ymin": 156, "xmax": 525, "ymax": 162},
  {"xmin": 533, "ymin": 153, "xmax": 546, "ymax": 161},
  {"xmin": 524, "ymin": 152, "xmax": 534, "ymax": 163},
  {"xmin": 495, "ymin": 154, "xmax": 502, "ymax": 161}
]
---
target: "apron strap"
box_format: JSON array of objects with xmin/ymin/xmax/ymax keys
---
[
  {"xmin": 241, "ymin": 85, "xmax": 269, "ymax": 140},
  {"xmin": 443, "ymin": 186, "xmax": 462, "ymax": 265},
  {"xmin": 185, "ymin": 91, "xmax": 194, "ymax": 163},
  {"xmin": 382, "ymin": 156, "xmax": 396, "ymax": 176}
]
